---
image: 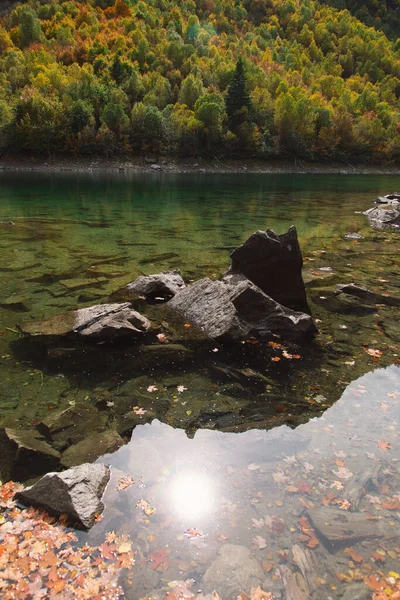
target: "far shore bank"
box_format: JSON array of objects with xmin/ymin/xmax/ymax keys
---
[{"xmin": 1, "ymin": 155, "xmax": 400, "ymax": 175}]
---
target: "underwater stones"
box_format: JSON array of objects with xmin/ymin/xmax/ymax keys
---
[
  {"xmin": 37, "ymin": 402, "xmax": 106, "ymax": 451},
  {"xmin": 168, "ymin": 274, "xmax": 315, "ymax": 342},
  {"xmin": 139, "ymin": 252, "xmax": 179, "ymax": 265},
  {"xmin": 15, "ymin": 463, "xmax": 110, "ymax": 530},
  {"xmin": 116, "ymin": 410, "xmax": 156, "ymax": 437},
  {"xmin": 0, "ymin": 428, "xmax": 60, "ymax": 482},
  {"xmin": 61, "ymin": 430, "xmax": 124, "ymax": 468},
  {"xmin": 203, "ymin": 544, "xmax": 264, "ymax": 597},
  {"xmin": 59, "ymin": 277, "xmax": 108, "ymax": 290},
  {"xmin": 0, "ymin": 295, "xmax": 30, "ymax": 312},
  {"xmin": 123, "ymin": 270, "xmax": 185, "ymax": 299},
  {"xmin": 228, "ymin": 226, "xmax": 310, "ymax": 313},
  {"xmin": 364, "ymin": 205, "xmax": 400, "ymax": 229},
  {"xmin": 19, "ymin": 302, "xmax": 151, "ymax": 341},
  {"xmin": 307, "ymin": 507, "xmax": 395, "ymax": 550},
  {"xmin": 336, "ymin": 283, "xmax": 400, "ymax": 307}
]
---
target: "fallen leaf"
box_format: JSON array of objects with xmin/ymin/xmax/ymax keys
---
[
  {"xmin": 252, "ymin": 535, "xmax": 267, "ymax": 550},
  {"xmin": 118, "ymin": 542, "xmax": 132, "ymax": 554},
  {"xmin": 184, "ymin": 528, "xmax": 205, "ymax": 539},
  {"xmin": 345, "ymin": 548, "xmax": 364, "ymax": 563},
  {"xmin": 377, "ymin": 440, "xmax": 392, "ymax": 452},
  {"xmin": 365, "ymin": 348, "xmax": 382, "ymax": 358}
]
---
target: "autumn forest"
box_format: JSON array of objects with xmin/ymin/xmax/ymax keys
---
[{"xmin": 0, "ymin": 0, "xmax": 399, "ymax": 161}]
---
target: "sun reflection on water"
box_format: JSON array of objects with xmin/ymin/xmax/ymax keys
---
[{"xmin": 168, "ymin": 472, "xmax": 216, "ymax": 521}]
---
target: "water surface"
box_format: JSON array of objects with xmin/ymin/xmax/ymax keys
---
[{"xmin": 1, "ymin": 172, "xmax": 400, "ymax": 598}]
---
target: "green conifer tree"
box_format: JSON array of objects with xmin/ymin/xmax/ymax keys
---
[{"xmin": 225, "ymin": 58, "xmax": 252, "ymax": 130}]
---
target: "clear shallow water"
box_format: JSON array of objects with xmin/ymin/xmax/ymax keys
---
[
  {"xmin": 91, "ymin": 365, "xmax": 400, "ymax": 599},
  {"xmin": 1, "ymin": 172, "xmax": 400, "ymax": 598}
]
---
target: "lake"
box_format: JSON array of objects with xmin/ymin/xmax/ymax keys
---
[{"xmin": 1, "ymin": 171, "xmax": 400, "ymax": 599}]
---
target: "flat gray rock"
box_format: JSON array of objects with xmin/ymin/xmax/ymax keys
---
[
  {"xmin": 15, "ymin": 463, "xmax": 110, "ymax": 530},
  {"xmin": 19, "ymin": 302, "xmax": 151, "ymax": 341},
  {"xmin": 124, "ymin": 270, "xmax": 185, "ymax": 299}
]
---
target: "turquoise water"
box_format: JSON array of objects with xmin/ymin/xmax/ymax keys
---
[{"xmin": 1, "ymin": 172, "xmax": 400, "ymax": 598}]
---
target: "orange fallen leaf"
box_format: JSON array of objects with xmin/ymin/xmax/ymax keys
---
[
  {"xmin": 364, "ymin": 575, "xmax": 385, "ymax": 591},
  {"xmin": 382, "ymin": 499, "xmax": 400, "ymax": 510},
  {"xmin": 378, "ymin": 440, "xmax": 392, "ymax": 452},
  {"xmin": 184, "ymin": 528, "xmax": 205, "ymax": 539},
  {"xmin": 345, "ymin": 547, "xmax": 363, "ymax": 563},
  {"xmin": 262, "ymin": 561, "xmax": 274, "ymax": 573},
  {"xmin": 117, "ymin": 475, "xmax": 135, "ymax": 491},
  {"xmin": 271, "ymin": 356, "xmax": 281, "ymax": 362}
]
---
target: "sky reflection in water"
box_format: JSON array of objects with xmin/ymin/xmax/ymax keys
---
[{"xmin": 90, "ymin": 365, "xmax": 400, "ymax": 599}]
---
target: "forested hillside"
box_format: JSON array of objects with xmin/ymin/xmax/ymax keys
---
[
  {"xmin": 0, "ymin": 0, "xmax": 399, "ymax": 161},
  {"xmin": 319, "ymin": 0, "xmax": 400, "ymax": 40}
]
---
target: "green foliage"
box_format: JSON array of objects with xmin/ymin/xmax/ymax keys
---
[{"xmin": 0, "ymin": 0, "xmax": 398, "ymax": 160}]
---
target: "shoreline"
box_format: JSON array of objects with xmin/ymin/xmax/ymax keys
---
[{"xmin": 1, "ymin": 155, "xmax": 400, "ymax": 175}]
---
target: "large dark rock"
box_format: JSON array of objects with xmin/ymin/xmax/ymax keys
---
[
  {"xmin": 19, "ymin": 302, "xmax": 151, "ymax": 341},
  {"xmin": 0, "ymin": 428, "xmax": 60, "ymax": 482},
  {"xmin": 168, "ymin": 273, "xmax": 316, "ymax": 341},
  {"xmin": 123, "ymin": 270, "xmax": 185, "ymax": 299},
  {"xmin": 364, "ymin": 205, "xmax": 400, "ymax": 229},
  {"xmin": 228, "ymin": 226, "xmax": 310, "ymax": 313},
  {"xmin": 15, "ymin": 463, "xmax": 110, "ymax": 530}
]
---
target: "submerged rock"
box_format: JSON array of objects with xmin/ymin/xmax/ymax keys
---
[
  {"xmin": 203, "ymin": 544, "xmax": 264, "ymax": 596},
  {"xmin": 228, "ymin": 226, "xmax": 310, "ymax": 313},
  {"xmin": 0, "ymin": 296, "xmax": 30, "ymax": 312},
  {"xmin": 0, "ymin": 428, "xmax": 60, "ymax": 482},
  {"xmin": 168, "ymin": 273, "xmax": 316, "ymax": 341},
  {"xmin": 15, "ymin": 463, "xmax": 110, "ymax": 530},
  {"xmin": 37, "ymin": 402, "xmax": 107, "ymax": 452},
  {"xmin": 336, "ymin": 283, "xmax": 400, "ymax": 307},
  {"xmin": 19, "ymin": 302, "xmax": 151, "ymax": 341},
  {"xmin": 122, "ymin": 270, "xmax": 185, "ymax": 299},
  {"xmin": 61, "ymin": 430, "xmax": 124, "ymax": 468}
]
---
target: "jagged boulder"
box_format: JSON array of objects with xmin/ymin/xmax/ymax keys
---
[
  {"xmin": 228, "ymin": 226, "xmax": 310, "ymax": 313},
  {"xmin": 15, "ymin": 463, "xmax": 110, "ymax": 530},
  {"xmin": 19, "ymin": 302, "xmax": 151, "ymax": 341},
  {"xmin": 168, "ymin": 273, "xmax": 316, "ymax": 341},
  {"xmin": 122, "ymin": 270, "xmax": 185, "ymax": 299}
]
